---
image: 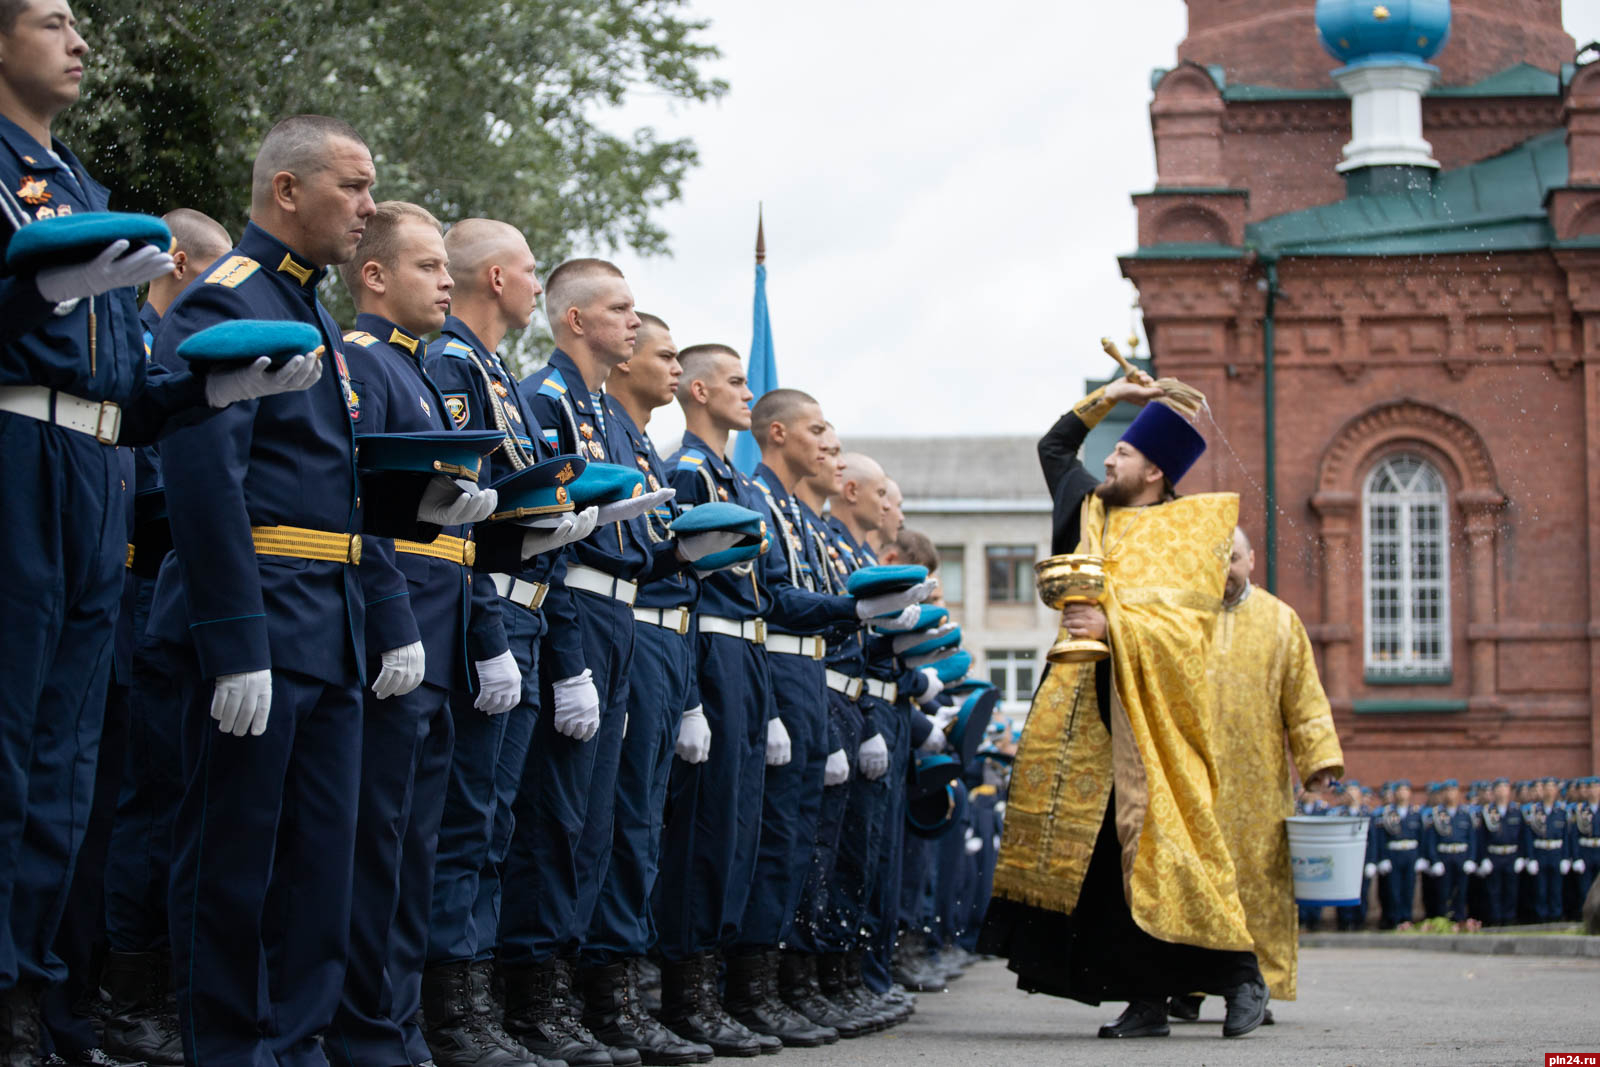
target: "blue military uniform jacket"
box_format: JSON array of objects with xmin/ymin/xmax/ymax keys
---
[
  {"xmin": 147, "ymin": 222, "xmax": 419, "ymax": 685},
  {"xmin": 1423, "ymin": 806, "xmax": 1475, "ymax": 866},
  {"xmin": 1524, "ymin": 802, "xmax": 1569, "ymax": 865},
  {"xmin": 1378, "ymin": 805, "xmax": 1425, "ymax": 867},
  {"xmin": 0, "ymin": 114, "xmax": 207, "ymax": 444},
  {"xmin": 752, "ymin": 463, "xmax": 857, "ymax": 641},
  {"xmin": 608, "ymin": 398, "xmax": 696, "ymax": 615},
  {"xmin": 343, "ymin": 312, "xmax": 507, "ymax": 690},
  {"xmin": 1479, "ymin": 801, "xmax": 1525, "ymax": 867}
]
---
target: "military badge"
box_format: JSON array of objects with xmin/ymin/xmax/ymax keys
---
[
  {"xmin": 648, "ymin": 474, "xmax": 660, "ymax": 491},
  {"xmin": 1483, "ymin": 807, "xmax": 1500, "ymax": 832},
  {"xmin": 35, "ymin": 206, "xmax": 55, "ymax": 220},
  {"xmin": 444, "ymin": 394, "xmax": 469, "ymax": 428},
  {"xmin": 504, "ymin": 404, "xmax": 522, "ymax": 424},
  {"xmin": 1579, "ymin": 808, "xmax": 1593, "ymax": 835},
  {"xmin": 717, "ymin": 486, "xmax": 729, "ymax": 501},
  {"xmin": 579, "ymin": 423, "xmax": 594, "ymax": 439},
  {"xmin": 16, "ymin": 176, "xmax": 51, "ymax": 206},
  {"xmin": 556, "ymin": 462, "xmax": 577, "ymax": 485},
  {"xmin": 491, "ymin": 380, "xmax": 509, "ymax": 398},
  {"xmin": 556, "ymin": 486, "xmax": 569, "ymax": 505},
  {"xmin": 589, "ymin": 440, "xmax": 605, "ymax": 459},
  {"xmin": 347, "ymin": 386, "xmax": 362, "ymax": 422},
  {"xmin": 636, "ymin": 456, "xmax": 651, "ymax": 472},
  {"xmin": 420, "ymin": 397, "xmax": 431, "ymax": 418}
]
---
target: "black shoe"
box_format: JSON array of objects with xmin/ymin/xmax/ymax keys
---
[
  {"xmin": 0, "ymin": 981, "xmax": 43, "ymax": 1067},
  {"xmin": 777, "ymin": 953, "xmax": 869, "ymax": 1040},
  {"xmin": 1263, "ymin": 1007, "xmax": 1275, "ymax": 1026},
  {"xmin": 44, "ymin": 1052, "xmax": 150, "ymax": 1067},
  {"xmin": 579, "ymin": 959, "xmax": 704, "ymax": 1066},
  {"xmin": 818, "ymin": 953, "xmax": 888, "ymax": 1035},
  {"xmin": 1097, "ymin": 1000, "xmax": 1170, "ymax": 1039},
  {"xmin": 503, "ymin": 959, "xmax": 635, "ymax": 1067},
  {"xmin": 420, "ymin": 960, "xmax": 559, "ymax": 1067},
  {"xmin": 1222, "ymin": 977, "xmax": 1269, "ymax": 1038},
  {"xmin": 99, "ymin": 951, "xmax": 183, "ymax": 1067},
  {"xmin": 890, "ymin": 932, "xmax": 946, "ymax": 994},
  {"xmin": 1167, "ymin": 994, "xmax": 1204, "ymax": 1022},
  {"xmin": 842, "ymin": 950, "xmax": 898, "ymax": 1030},
  {"xmin": 656, "ymin": 955, "xmax": 761, "ymax": 1058},
  {"xmin": 723, "ymin": 950, "xmax": 835, "ymax": 1048}
]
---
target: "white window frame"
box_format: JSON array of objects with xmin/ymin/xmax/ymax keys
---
[
  {"xmin": 987, "ymin": 647, "xmax": 1039, "ymax": 710},
  {"xmin": 1362, "ymin": 453, "xmax": 1451, "ymax": 679}
]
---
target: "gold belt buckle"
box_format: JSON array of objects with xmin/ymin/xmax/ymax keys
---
[
  {"xmin": 675, "ymin": 610, "xmax": 691, "ymax": 636},
  {"xmin": 811, "ymin": 637, "xmax": 825, "ymax": 661},
  {"xmin": 95, "ymin": 400, "xmax": 121, "ymax": 444},
  {"xmin": 348, "ymin": 534, "xmax": 363, "ymax": 564},
  {"xmin": 753, "ymin": 619, "xmax": 768, "ymax": 645}
]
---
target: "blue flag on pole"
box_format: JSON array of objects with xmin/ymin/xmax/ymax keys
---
[{"xmin": 732, "ymin": 211, "xmax": 777, "ymax": 473}]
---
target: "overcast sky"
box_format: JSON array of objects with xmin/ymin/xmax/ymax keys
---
[{"xmin": 606, "ymin": 1, "xmax": 1600, "ymax": 446}]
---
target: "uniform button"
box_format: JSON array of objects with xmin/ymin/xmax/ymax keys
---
[{"xmin": 356, "ymin": 497, "xmax": 362, "ymax": 509}]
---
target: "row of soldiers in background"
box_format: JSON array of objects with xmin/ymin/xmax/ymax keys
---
[
  {"xmin": 0, "ymin": 8, "xmax": 1012, "ymax": 1064},
  {"xmin": 1293, "ymin": 775, "xmax": 1600, "ymax": 930}
]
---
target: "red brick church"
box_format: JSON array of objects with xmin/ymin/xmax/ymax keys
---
[{"xmin": 1120, "ymin": 0, "xmax": 1600, "ymax": 781}]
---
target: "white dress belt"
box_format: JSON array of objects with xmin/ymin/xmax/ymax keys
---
[
  {"xmin": 863, "ymin": 678, "xmax": 898, "ymax": 703},
  {"xmin": 564, "ymin": 564, "xmax": 638, "ymax": 607},
  {"xmin": 0, "ymin": 385, "xmax": 121, "ymax": 444},
  {"xmin": 825, "ymin": 669, "xmax": 864, "ymax": 701},
  {"xmin": 766, "ymin": 633, "xmax": 824, "ymax": 660},
  {"xmin": 633, "ymin": 606, "xmax": 692, "ymax": 635},
  {"xmin": 490, "ymin": 573, "xmax": 550, "ymax": 611},
  {"xmin": 699, "ymin": 615, "xmax": 767, "ymax": 645}
]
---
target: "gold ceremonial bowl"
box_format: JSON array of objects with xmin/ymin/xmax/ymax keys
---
[{"xmin": 1034, "ymin": 553, "xmax": 1110, "ymax": 665}]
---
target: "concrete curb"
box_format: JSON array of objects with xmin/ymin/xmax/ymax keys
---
[{"xmin": 1301, "ymin": 931, "xmax": 1600, "ymax": 958}]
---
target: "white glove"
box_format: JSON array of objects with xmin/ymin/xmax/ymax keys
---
[
  {"xmin": 858, "ymin": 732, "xmax": 889, "ymax": 780},
  {"xmin": 676, "ymin": 530, "xmax": 744, "ymax": 563},
  {"xmin": 419, "ymin": 476, "xmax": 498, "ymax": 526},
  {"xmin": 1479, "ymin": 858, "xmax": 1493, "ymax": 876},
  {"xmin": 994, "ymin": 800, "xmax": 1006, "ymax": 816},
  {"xmin": 35, "ymin": 238, "xmax": 173, "ymax": 302},
  {"xmin": 1560, "ymin": 858, "xmax": 1572, "ymax": 875},
  {"xmin": 964, "ymin": 829, "xmax": 983, "ymax": 855},
  {"xmin": 906, "ymin": 647, "xmax": 959, "ymax": 670},
  {"xmin": 892, "ymin": 622, "xmax": 957, "ymax": 655},
  {"xmin": 854, "ymin": 578, "xmax": 938, "ymax": 621},
  {"xmin": 1414, "ymin": 858, "xmax": 1430, "ymax": 873},
  {"xmin": 1575, "ymin": 859, "xmax": 1586, "ymax": 873},
  {"xmin": 373, "ymin": 641, "xmax": 425, "ymax": 699},
  {"xmin": 823, "ymin": 748, "xmax": 850, "ymax": 786},
  {"xmin": 1429, "ymin": 861, "xmax": 1444, "ymax": 877},
  {"xmin": 210, "ymin": 669, "xmax": 272, "ymax": 737},
  {"xmin": 552, "ymin": 669, "xmax": 601, "ymax": 742},
  {"xmin": 676, "ymin": 705, "xmax": 711, "ymax": 763},
  {"xmin": 1377, "ymin": 859, "xmax": 1393, "ymax": 875},
  {"xmin": 1364, "ymin": 862, "xmax": 1378, "ymax": 879},
  {"xmin": 1513, "ymin": 857, "xmax": 1526, "ymax": 873},
  {"xmin": 520, "ymin": 507, "xmax": 599, "ymax": 558},
  {"xmin": 917, "ymin": 668, "xmax": 945, "ymax": 708},
  {"xmin": 1527, "ymin": 859, "xmax": 1540, "ymax": 876},
  {"xmin": 473, "ymin": 649, "xmax": 521, "ymax": 715},
  {"xmin": 765, "ymin": 717, "xmax": 792, "ymax": 767},
  {"xmin": 1463, "ymin": 860, "xmax": 1478, "ymax": 876},
  {"xmin": 204, "ymin": 353, "xmax": 324, "ymax": 408},
  {"xmin": 919, "ymin": 705, "xmax": 959, "ymax": 753},
  {"xmin": 595, "ymin": 487, "xmax": 676, "ymax": 526}
]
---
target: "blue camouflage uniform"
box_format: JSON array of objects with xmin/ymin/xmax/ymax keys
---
[
  {"xmin": 327, "ymin": 313, "xmax": 510, "ymax": 1065},
  {"xmin": 0, "ymin": 115, "xmax": 213, "ymax": 1006},
  {"xmin": 148, "ymin": 221, "xmax": 422, "ymax": 1067},
  {"xmin": 420, "ymin": 317, "xmax": 576, "ymax": 974}
]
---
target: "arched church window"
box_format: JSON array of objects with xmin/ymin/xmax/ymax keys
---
[{"xmin": 1362, "ymin": 454, "xmax": 1451, "ymax": 681}]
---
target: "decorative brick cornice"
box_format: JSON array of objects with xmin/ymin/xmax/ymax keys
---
[{"xmin": 1316, "ymin": 399, "xmax": 1503, "ymax": 501}]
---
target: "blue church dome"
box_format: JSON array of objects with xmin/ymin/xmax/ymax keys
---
[{"xmin": 1315, "ymin": 0, "xmax": 1451, "ymax": 67}]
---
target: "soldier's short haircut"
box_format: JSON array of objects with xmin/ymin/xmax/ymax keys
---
[
  {"xmin": 636, "ymin": 311, "xmax": 670, "ymax": 335},
  {"xmin": 161, "ymin": 208, "xmax": 232, "ymax": 262},
  {"xmin": 338, "ymin": 201, "xmax": 442, "ymax": 304},
  {"xmin": 443, "ymin": 218, "xmax": 528, "ymax": 294},
  {"xmin": 251, "ymin": 115, "xmax": 367, "ymax": 212},
  {"xmin": 750, "ymin": 387, "xmax": 819, "ymax": 448},
  {"xmin": 544, "ymin": 257, "xmax": 624, "ymax": 331},
  {"xmin": 0, "ymin": 0, "xmax": 30, "ymax": 34},
  {"xmin": 892, "ymin": 527, "xmax": 938, "ymax": 571},
  {"xmin": 674, "ymin": 344, "xmax": 740, "ymax": 404}
]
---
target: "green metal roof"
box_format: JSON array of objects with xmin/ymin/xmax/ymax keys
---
[
  {"xmin": 1244, "ymin": 129, "xmax": 1568, "ymax": 257},
  {"xmin": 1213, "ymin": 61, "xmax": 1562, "ymax": 102}
]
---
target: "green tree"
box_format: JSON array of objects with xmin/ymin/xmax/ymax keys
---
[{"xmin": 62, "ymin": 0, "xmax": 725, "ymax": 367}]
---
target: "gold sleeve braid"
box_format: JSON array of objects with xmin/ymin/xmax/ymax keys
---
[{"xmin": 1071, "ymin": 385, "xmax": 1116, "ymax": 428}]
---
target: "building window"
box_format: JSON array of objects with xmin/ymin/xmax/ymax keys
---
[
  {"xmin": 988, "ymin": 648, "xmax": 1038, "ymax": 706},
  {"xmin": 985, "ymin": 544, "xmax": 1035, "ymax": 604},
  {"xmin": 937, "ymin": 545, "xmax": 965, "ymax": 604},
  {"xmin": 1363, "ymin": 454, "xmax": 1450, "ymax": 680}
]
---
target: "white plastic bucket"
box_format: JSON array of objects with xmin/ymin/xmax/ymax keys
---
[{"xmin": 1285, "ymin": 815, "xmax": 1369, "ymax": 906}]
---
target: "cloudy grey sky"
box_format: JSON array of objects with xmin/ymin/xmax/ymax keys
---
[{"xmin": 606, "ymin": 1, "xmax": 1600, "ymax": 446}]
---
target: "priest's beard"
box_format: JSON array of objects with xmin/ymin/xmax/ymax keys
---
[{"xmin": 1094, "ymin": 469, "xmax": 1145, "ymax": 508}]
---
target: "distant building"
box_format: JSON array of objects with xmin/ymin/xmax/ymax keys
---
[{"xmin": 1120, "ymin": 0, "xmax": 1600, "ymax": 780}]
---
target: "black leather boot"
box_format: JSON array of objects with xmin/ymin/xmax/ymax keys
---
[
  {"xmin": 503, "ymin": 958, "xmax": 637, "ymax": 1067},
  {"xmin": 890, "ymin": 931, "xmax": 946, "ymax": 993},
  {"xmin": 99, "ymin": 951, "xmax": 183, "ymax": 1066},
  {"xmin": 816, "ymin": 953, "xmax": 883, "ymax": 1035},
  {"xmin": 776, "ymin": 952, "xmax": 867, "ymax": 1039},
  {"xmin": 841, "ymin": 950, "xmax": 899, "ymax": 1030},
  {"xmin": 0, "ymin": 981, "xmax": 42, "ymax": 1067},
  {"xmin": 419, "ymin": 960, "xmax": 556, "ymax": 1067},
  {"xmin": 579, "ymin": 959, "xmax": 703, "ymax": 1066},
  {"xmin": 657, "ymin": 955, "xmax": 761, "ymax": 1058},
  {"xmin": 724, "ymin": 950, "xmax": 834, "ymax": 1048}
]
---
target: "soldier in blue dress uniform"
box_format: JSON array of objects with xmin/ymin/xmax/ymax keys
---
[
  {"xmin": 1376, "ymin": 780, "xmax": 1424, "ymax": 928},
  {"xmin": 1572, "ymin": 777, "xmax": 1599, "ymax": 908},
  {"xmin": 1524, "ymin": 776, "xmax": 1569, "ymax": 922},
  {"xmin": 1421, "ymin": 779, "xmax": 1475, "ymax": 922}
]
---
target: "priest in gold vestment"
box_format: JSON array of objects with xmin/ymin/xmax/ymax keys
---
[{"xmin": 979, "ymin": 377, "xmax": 1272, "ymax": 1041}]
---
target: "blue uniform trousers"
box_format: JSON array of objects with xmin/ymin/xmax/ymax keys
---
[
  {"xmin": 427, "ymin": 602, "xmax": 542, "ymax": 967},
  {"xmin": 583, "ymin": 620, "xmax": 693, "ymax": 964},
  {"xmin": 1484, "ymin": 863, "xmax": 1519, "ymax": 925},
  {"xmin": 330, "ymin": 679, "xmax": 455, "ymax": 1067},
  {"xmin": 166, "ymin": 660, "xmax": 362, "ymax": 1067},
  {"xmin": 958, "ymin": 796, "xmax": 998, "ymax": 952},
  {"xmin": 818, "ymin": 700, "xmax": 892, "ymax": 961},
  {"xmin": 788, "ymin": 694, "xmax": 863, "ymax": 955},
  {"xmin": 104, "ymin": 590, "xmax": 184, "ymax": 952},
  {"xmin": 1381, "ymin": 860, "xmax": 1418, "ymax": 926},
  {"xmin": 500, "ymin": 593, "xmax": 635, "ymax": 965},
  {"xmin": 859, "ymin": 700, "xmax": 908, "ymax": 994},
  {"xmin": 1436, "ymin": 860, "xmax": 1468, "ymax": 921},
  {"xmin": 734, "ymin": 652, "xmax": 829, "ymax": 952},
  {"xmin": 1531, "ymin": 849, "xmax": 1565, "ymax": 920},
  {"xmin": 934, "ymin": 804, "xmax": 972, "ymax": 947},
  {"xmin": 0, "ymin": 418, "xmax": 122, "ymax": 991},
  {"xmin": 653, "ymin": 633, "xmax": 769, "ymax": 961}
]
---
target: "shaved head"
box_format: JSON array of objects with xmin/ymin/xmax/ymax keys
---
[
  {"xmin": 839, "ymin": 451, "xmax": 884, "ymax": 486},
  {"xmin": 544, "ymin": 257, "xmax": 624, "ymax": 333},
  {"xmin": 750, "ymin": 387, "xmax": 819, "ymax": 447},
  {"xmin": 676, "ymin": 343, "xmax": 741, "ymax": 402},
  {"xmin": 162, "ymin": 208, "xmax": 231, "ymax": 261},
  {"xmin": 250, "ymin": 114, "xmax": 367, "ymax": 214},
  {"xmin": 444, "ymin": 218, "xmax": 529, "ymax": 295}
]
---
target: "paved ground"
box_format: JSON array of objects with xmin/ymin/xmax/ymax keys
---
[{"xmin": 799, "ymin": 947, "xmax": 1600, "ymax": 1066}]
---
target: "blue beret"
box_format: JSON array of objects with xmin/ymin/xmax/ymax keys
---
[
  {"xmin": 904, "ymin": 604, "xmax": 951, "ymax": 633},
  {"xmin": 485, "ymin": 455, "xmax": 586, "ymax": 521},
  {"xmin": 356, "ymin": 430, "xmax": 503, "ymax": 483},
  {"xmin": 1392, "ymin": 779, "xmax": 1411, "ymax": 789},
  {"xmin": 902, "ymin": 626, "xmax": 962, "ymax": 660},
  {"xmin": 948, "ymin": 677, "xmax": 994, "ymax": 699},
  {"xmin": 846, "ymin": 564, "xmax": 928, "ymax": 598},
  {"xmin": 1440, "ymin": 778, "xmax": 1459, "ymax": 789},
  {"xmin": 1119, "ymin": 402, "xmax": 1206, "ymax": 485},
  {"xmin": 1541, "ymin": 775, "xmax": 1559, "ymax": 785},
  {"xmin": 568, "ymin": 462, "xmax": 647, "ymax": 508},
  {"xmin": 5, "ymin": 211, "xmax": 172, "ymax": 275},
  {"xmin": 908, "ymin": 777, "xmax": 967, "ymax": 839},
  {"xmin": 946, "ymin": 686, "xmax": 999, "ymax": 766},
  {"xmin": 693, "ymin": 542, "xmax": 769, "ymax": 572},
  {"xmin": 671, "ymin": 501, "xmax": 766, "ymax": 545},
  {"xmin": 932, "ymin": 650, "xmax": 973, "ymax": 684},
  {"xmin": 176, "ymin": 320, "xmax": 323, "ymax": 367}
]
